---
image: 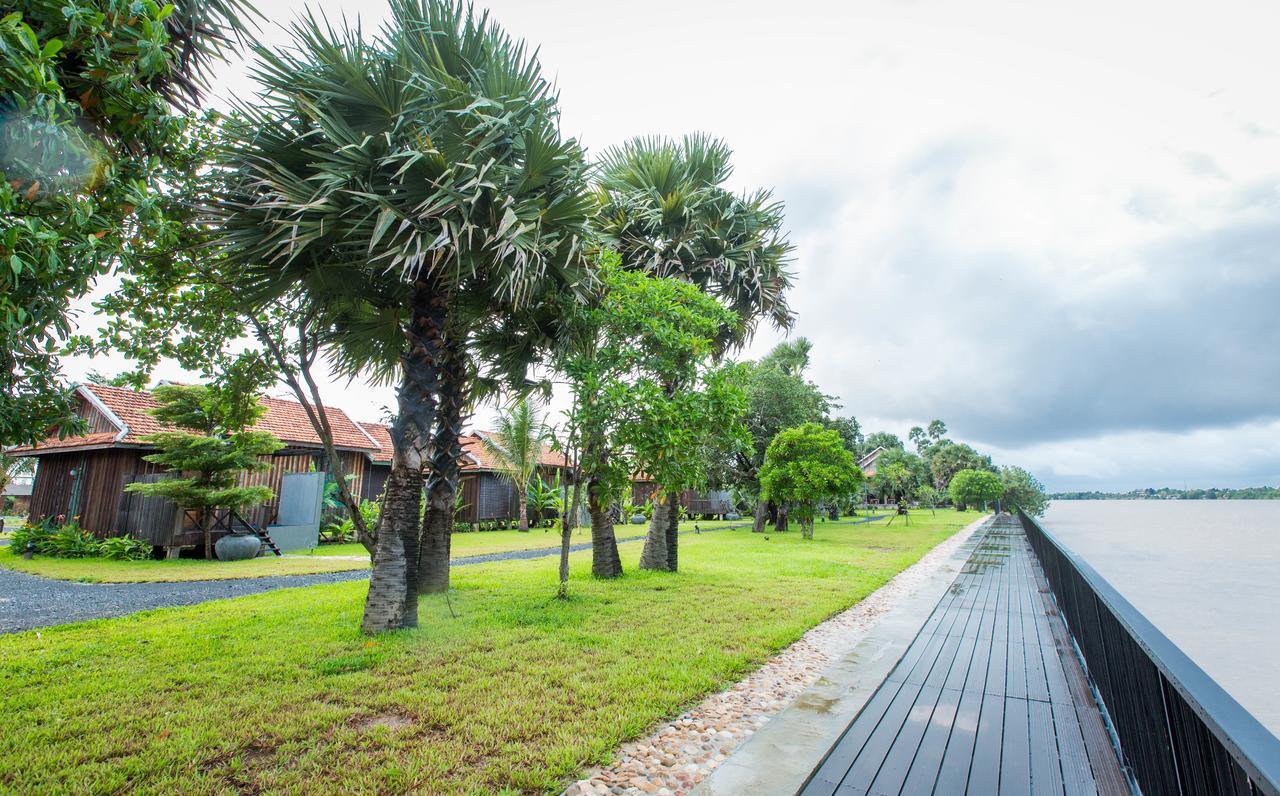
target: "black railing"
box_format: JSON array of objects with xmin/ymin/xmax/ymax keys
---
[{"xmin": 1018, "ymin": 510, "xmax": 1280, "ymax": 796}]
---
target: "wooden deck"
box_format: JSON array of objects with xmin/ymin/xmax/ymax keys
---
[{"xmin": 800, "ymin": 516, "xmax": 1130, "ymax": 796}]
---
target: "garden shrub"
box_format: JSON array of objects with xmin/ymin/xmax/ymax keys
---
[
  {"xmin": 98, "ymin": 536, "xmax": 154, "ymax": 561},
  {"xmin": 8, "ymin": 519, "xmax": 152, "ymax": 560}
]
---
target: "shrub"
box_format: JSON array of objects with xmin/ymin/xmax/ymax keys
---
[
  {"xmin": 41, "ymin": 522, "xmax": 101, "ymax": 558},
  {"xmin": 98, "ymin": 536, "xmax": 153, "ymax": 561},
  {"xmin": 328, "ymin": 500, "xmax": 379, "ymax": 544}
]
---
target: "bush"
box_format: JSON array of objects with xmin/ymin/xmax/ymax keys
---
[
  {"xmin": 327, "ymin": 500, "xmax": 379, "ymax": 544},
  {"xmin": 8, "ymin": 519, "xmax": 152, "ymax": 560},
  {"xmin": 98, "ymin": 536, "xmax": 154, "ymax": 561}
]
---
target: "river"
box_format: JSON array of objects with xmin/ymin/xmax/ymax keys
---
[{"xmin": 1043, "ymin": 499, "xmax": 1280, "ymax": 739}]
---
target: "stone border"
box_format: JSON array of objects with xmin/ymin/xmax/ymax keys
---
[{"xmin": 564, "ymin": 515, "xmax": 990, "ymax": 796}]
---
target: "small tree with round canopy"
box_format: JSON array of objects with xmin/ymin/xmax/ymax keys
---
[
  {"xmin": 758, "ymin": 423, "xmax": 863, "ymax": 540},
  {"xmin": 948, "ymin": 468, "xmax": 1004, "ymax": 511}
]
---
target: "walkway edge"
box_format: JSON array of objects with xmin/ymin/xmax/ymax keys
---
[{"xmin": 691, "ymin": 515, "xmax": 990, "ymax": 796}]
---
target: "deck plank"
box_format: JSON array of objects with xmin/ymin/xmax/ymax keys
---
[{"xmin": 800, "ymin": 517, "xmax": 1130, "ymax": 796}]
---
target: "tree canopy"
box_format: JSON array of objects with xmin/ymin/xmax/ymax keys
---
[
  {"xmin": 759, "ymin": 423, "xmax": 862, "ymax": 539},
  {"xmin": 948, "ymin": 468, "xmax": 1004, "ymax": 511},
  {"xmin": 1000, "ymin": 466, "xmax": 1049, "ymax": 517}
]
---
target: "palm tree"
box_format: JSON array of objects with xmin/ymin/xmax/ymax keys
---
[
  {"xmin": 214, "ymin": 0, "xmax": 593, "ymax": 632},
  {"xmin": 479, "ymin": 398, "xmax": 549, "ymax": 533},
  {"xmin": 595, "ymin": 134, "xmax": 795, "ymax": 572}
]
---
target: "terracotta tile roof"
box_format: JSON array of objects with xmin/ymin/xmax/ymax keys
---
[
  {"xmin": 357, "ymin": 422, "xmax": 393, "ymax": 464},
  {"xmin": 462, "ymin": 432, "xmax": 567, "ymax": 471},
  {"xmin": 13, "ymin": 385, "xmax": 379, "ymax": 455}
]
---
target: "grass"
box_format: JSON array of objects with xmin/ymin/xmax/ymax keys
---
[
  {"xmin": 0, "ymin": 546, "xmax": 370, "ymax": 582},
  {"xmin": 0, "ymin": 509, "xmax": 980, "ymax": 794},
  {"xmin": 311, "ymin": 517, "xmax": 754, "ymax": 560},
  {"xmin": 0, "ymin": 518, "xmax": 762, "ymax": 582}
]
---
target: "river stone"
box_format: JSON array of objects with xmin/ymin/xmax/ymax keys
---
[{"xmin": 215, "ymin": 534, "xmax": 261, "ymax": 561}]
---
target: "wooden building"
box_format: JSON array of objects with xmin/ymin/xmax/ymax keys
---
[
  {"xmin": 12, "ymin": 384, "xmax": 572, "ymax": 540},
  {"xmin": 12, "ymin": 384, "xmax": 386, "ymax": 539},
  {"xmin": 630, "ymin": 480, "xmax": 735, "ymax": 519}
]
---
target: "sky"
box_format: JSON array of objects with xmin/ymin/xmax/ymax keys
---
[{"xmin": 63, "ymin": 0, "xmax": 1280, "ymax": 492}]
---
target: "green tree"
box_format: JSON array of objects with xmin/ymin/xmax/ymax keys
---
[
  {"xmin": 1000, "ymin": 466, "xmax": 1048, "ymax": 516},
  {"xmin": 927, "ymin": 439, "xmax": 994, "ymax": 490},
  {"xmin": 916, "ymin": 484, "xmax": 941, "ymax": 513},
  {"xmin": 948, "ymin": 468, "xmax": 1003, "ymax": 511},
  {"xmin": 0, "ymin": 0, "xmax": 252, "ymax": 447},
  {"xmin": 479, "ymin": 399, "xmax": 549, "ymax": 533},
  {"xmin": 730, "ymin": 339, "xmax": 830, "ymax": 532},
  {"xmin": 595, "ymin": 133, "xmax": 794, "ymax": 569},
  {"xmin": 558, "ymin": 262, "xmax": 747, "ymax": 578},
  {"xmin": 862, "ymin": 431, "xmax": 904, "ymax": 456},
  {"xmin": 823, "ymin": 415, "xmax": 863, "ymax": 454},
  {"xmin": 927, "ymin": 419, "xmax": 948, "ymax": 442},
  {"xmin": 758, "ymin": 423, "xmax": 862, "ymax": 539},
  {"xmin": 126, "ymin": 379, "xmax": 282, "ymax": 559},
  {"xmin": 214, "ymin": 0, "xmax": 593, "ymax": 632}
]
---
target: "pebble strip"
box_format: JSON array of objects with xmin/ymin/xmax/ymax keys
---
[{"xmin": 562, "ymin": 516, "xmax": 988, "ymax": 796}]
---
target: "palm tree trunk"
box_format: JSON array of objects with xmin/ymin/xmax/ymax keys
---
[
  {"xmin": 362, "ymin": 282, "xmax": 443, "ymax": 633},
  {"xmin": 587, "ymin": 475, "xmax": 622, "ymax": 577},
  {"xmin": 417, "ymin": 334, "xmax": 466, "ymax": 596},
  {"xmin": 518, "ymin": 493, "xmax": 530, "ymax": 532},
  {"xmin": 363, "ymin": 467, "xmax": 424, "ymax": 633},
  {"xmin": 639, "ymin": 489, "xmax": 671, "ymax": 570}
]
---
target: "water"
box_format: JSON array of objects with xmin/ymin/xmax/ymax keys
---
[{"xmin": 1043, "ymin": 500, "xmax": 1280, "ymax": 738}]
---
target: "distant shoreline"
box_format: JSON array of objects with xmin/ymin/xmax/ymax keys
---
[{"xmin": 1052, "ymin": 487, "xmax": 1280, "ymax": 501}]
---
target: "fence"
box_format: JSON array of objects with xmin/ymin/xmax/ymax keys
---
[{"xmin": 1018, "ymin": 510, "xmax": 1280, "ymax": 796}]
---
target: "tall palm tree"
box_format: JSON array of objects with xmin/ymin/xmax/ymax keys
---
[
  {"xmin": 214, "ymin": 0, "xmax": 593, "ymax": 632},
  {"xmin": 479, "ymin": 398, "xmax": 549, "ymax": 533},
  {"xmin": 595, "ymin": 134, "xmax": 795, "ymax": 572}
]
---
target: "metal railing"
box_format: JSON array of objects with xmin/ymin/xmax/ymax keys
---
[{"xmin": 1018, "ymin": 510, "xmax": 1280, "ymax": 796}]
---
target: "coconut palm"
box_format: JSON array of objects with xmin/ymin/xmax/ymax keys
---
[
  {"xmin": 595, "ymin": 134, "xmax": 795, "ymax": 572},
  {"xmin": 479, "ymin": 398, "xmax": 549, "ymax": 533},
  {"xmin": 214, "ymin": 0, "xmax": 593, "ymax": 632}
]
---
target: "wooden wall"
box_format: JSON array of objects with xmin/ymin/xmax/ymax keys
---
[{"xmin": 28, "ymin": 446, "xmax": 378, "ymax": 537}]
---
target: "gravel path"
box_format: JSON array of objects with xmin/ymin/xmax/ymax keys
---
[
  {"xmin": 3, "ymin": 516, "xmax": 865, "ymax": 634},
  {"xmin": 563, "ymin": 514, "xmax": 988, "ymax": 796}
]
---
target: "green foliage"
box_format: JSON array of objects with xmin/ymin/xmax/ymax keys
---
[
  {"xmin": 126, "ymin": 382, "xmax": 282, "ymax": 512},
  {"xmin": 759, "ymin": 423, "xmax": 863, "ymax": 538},
  {"xmin": 862, "ymin": 431, "xmax": 903, "ymax": 456},
  {"xmin": 870, "ymin": 447, "xmax": 929, "ymax": 502},
  {"xmin": 926, "ymin": 439, "xmax": 995, "ymax": 490},
  {"xmin": 999, "ymin": 466, "xmax": 1048, "ymax": 517},
  {"xmin": 0, "ymin": 0, "xmax": 253, "ymax": 446},
  {"xmin": 595, "ymin": 133, "xmax": 795, "ymax": 352},
  {"xmin": 526, "ymin": 474, "xmax": 562, "ymax": 522},
  {"xmin": 948, "ymin": 468, "xmax": 1003, "ymax": 510},
  {"xmin": 559, "ymin": 259, "xmax": 749, "ymax": 501},
  {"xmin": 333, "ymin": 500, "xmax": 381, "ymax": 544},
  {"xmin": 9, "ymin": 519, "xmax": 149, "ymax": 560},
  {"xmin": 480, "ymin": 399, "xmax": 550, "ymax": 522},
  {"xmin": 823, "ymin": 416, "xmax": 863, "ymax": 454}
]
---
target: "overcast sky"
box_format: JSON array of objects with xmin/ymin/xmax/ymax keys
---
[{"xmin": 64, "ymin": 0, "xmax": 1280, "ymax": 491}]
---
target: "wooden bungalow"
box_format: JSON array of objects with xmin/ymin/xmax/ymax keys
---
[
  {"xmin": 354, "ymin": 424, "xmax": 570, "ymax": 527},
  {"xmin": 10, "ymin": 384, "xmax": 386, "ymax": 545},
  {"xmin": 630, "ymin": 480, "xmax": 735, "ymax": 519}
]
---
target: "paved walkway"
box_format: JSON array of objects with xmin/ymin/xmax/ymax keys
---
[{"xmin": 800, "ymin": 514, "xmax": 1128, "ymax": 795}]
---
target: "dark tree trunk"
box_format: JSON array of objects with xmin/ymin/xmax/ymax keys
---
[
  {"xmin": 752, "ymin": 500, "xmax": 768, "ymax": 533},
  {"xmin": 639, "ymin": 489, "xmax": 671, "ymax": 570},
  {"xmin": 559, "ymin": 472, "xmax": 582, "ymax": 597},
  {"xmin": 665, "ymin": 499, "xmax": 679, "ymax": 571},
  {"xmin": 776, "ymin": 503, "xmax": 790, "ymax": 533},
  {"xmin": 362, "ymin": 467, "xmax": 424, "ymax": 633},
  {"xmin": 201, "ymin": 507, "xmax": 211, "ymax": 560},
  {"xmin": 587, "ymin": 475, "xmax": 622, "ymax": 578},
  {"xmin": 362, "ymin": 282, "xmax": 444, "ymax": 634},
  {"xmin": 417, "ymin": 335, "xmax": 467, "ymax": 596}
]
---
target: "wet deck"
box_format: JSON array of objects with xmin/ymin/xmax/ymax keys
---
[{"xmin": 800, "ymin": 516, "xmax": 1130, "ymax": 795}]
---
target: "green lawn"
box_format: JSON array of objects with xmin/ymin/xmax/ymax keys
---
[
  {"xmin": 0, "ymin": 546, "xmax": 370, "ymax": 582},
  {"xmin": 311, "ymin": 517, "xmax": 753, "ymax": 560},
  {"xmin": 0, "ymin": 510, "xmax": 980, "ymax": 794}
]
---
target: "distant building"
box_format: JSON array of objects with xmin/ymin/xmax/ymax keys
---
[
  {"xmin": 3, "ymin": 478, "xmax": 32, "ymax": 516},
  {"xmin": 857, "ymin": 446, "xmax": 887, "ymax": 479}
]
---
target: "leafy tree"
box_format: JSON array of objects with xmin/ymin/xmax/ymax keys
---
[
  {"xmin": 916, "ymin": 484, "xmax": 941, "ymax": 513},
  {"xmin": 1000, "ymin": 466, "xmax": 1048, "ymax": 516},
  {"xmin": 862, "ymin": 431, "xmax": 904, "ymax": 456},
  {"xmin": 0, "ymin": 0, "xmax": 252, "ymax": 447},
  {"xmin": 759, "ymin": 423, "xmax": 862, "ymax": 539},
  {"xmin": 927, "ymin": 419, "xmax": 948, "ymax": 441},
  {"xmin": 126, "ymin": 379, "xmax": 282, "ymax": 559},
  {"xmin": 557, "ymin": 262, "xmax": 747, "ymax": 577},
  {"xmin": 870, "ymin": 447, "xmax": 928, "ymax": 503},
  {"xmin": 948, "ymin": 468, "xmax": 1003, "ymax": 511},
  {"xmin": 927, "ymin": 439, "xmax": 994, "ymax": 490},
  {"xmin": 595, "ymin": 133, "xmax": 794, "ymax": 569},
  {"xmin": 214, "ymin": 0, "xmax": 593, "ymax": 632},
  {"xmin": 727, "ymin": 339, "xmax": 830, "ymax": 532},
  {"xmin": 479, "ymin": 399, "xmax": 549, "ymax": 533},
  {"xmin": 908, "ymin": 426, "xmax": 927, "ymax": 452},
  {"xmin": 823, "ymin": 415, "xmax": 863, "ymax": 454}
]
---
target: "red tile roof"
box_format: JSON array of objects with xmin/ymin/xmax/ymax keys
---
[
  {"xmin": 357, "ymin": 422, "xmax": 393, "ymax": 464},
  {"xmin": 13, "ymin": 385, "xmax": 379, "ymax": 455}
]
